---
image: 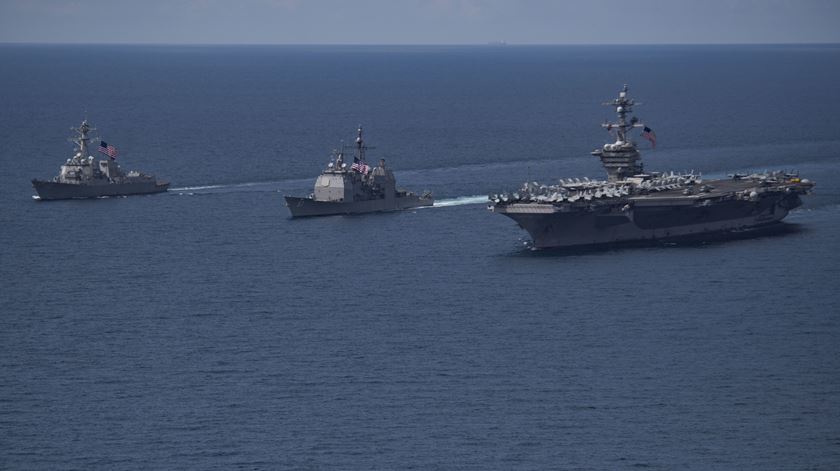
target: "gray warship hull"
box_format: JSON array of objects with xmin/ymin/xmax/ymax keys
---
[
  {"xmin": 285, "ymin": 194, "xmax": 433, "ymax": 218},
  {"xmin": 494, "ymin": 179, "xmax": 805, "ymax": 249},
  {"xmin": 285, "ymin": 126, "xmax": 433, "ymax": 218},
  {"xmin": 490, "ymin": 85, "xmax": 815, "ymax": 250},
  {"xmin": 32, "ymin": 179, "xmax": 170, "ymax": 201},
  {"xmin": 33, "ymin": 119, "xmax": 170, "ymax": 201}
]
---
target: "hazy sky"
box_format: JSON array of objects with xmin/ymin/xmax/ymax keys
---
[{"xmin": 1, "ymin": 0, "xmax": 838, "ymax": 45}]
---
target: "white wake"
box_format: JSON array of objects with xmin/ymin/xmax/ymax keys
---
[{"xmin": 432, "ymin": 195, "xmax": 488, "ymax": 207}]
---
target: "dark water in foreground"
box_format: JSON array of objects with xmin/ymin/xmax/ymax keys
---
[{"xmin": 1, "ymin": 44, "xmax": 839, "ymax": 469}]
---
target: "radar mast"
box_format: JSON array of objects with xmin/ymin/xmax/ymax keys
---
[
  {"xmin": 355, "ymin": 125, "xmax": 368, "ymax": 162},
  {"xmin": 70, "ymin": 120, "xmax": 96, "ymax": 159},
  {"xmin": 591, "ymin": 85, "xmax": 648, "ymax": 181}
]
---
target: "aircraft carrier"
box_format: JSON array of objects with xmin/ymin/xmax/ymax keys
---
[
  {"xmin": 489, "ymin": 85, "xmax": 814, "ymax": 249},
  {"xmin": 32, "ymin": 120, "xmax": 169, "ymax": 200},
  {"xmin": 285, "ymin": 126, "xmax": 433, "ymax": 217}
]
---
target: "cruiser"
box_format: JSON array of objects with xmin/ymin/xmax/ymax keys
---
[
  {"xmin": 490, "ymin": 85, "xmax": 814, "ymax": 249},
  {"xmin": 285, "ymin": 126, "xmax": 433, "ymax": 217},
  {"xmin": 32, "ymin": 120, "xmax": 169, "ymax": 200}
]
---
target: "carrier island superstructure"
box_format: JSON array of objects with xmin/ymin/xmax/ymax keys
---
[{"xmin": 489, "ymin": 86, "xmax": 814, "ymax": 249}]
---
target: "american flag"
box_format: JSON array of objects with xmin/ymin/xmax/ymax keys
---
[
  {"xmin": 98, "ymin": 141, "xmax": 119, "ymax": 159},
  {"xmin": 351, "ymin": 156, "xmax": 370, "ymax": 174},
  {"xmin": 642, "ymin": 126, "xmax": 656, "ymax": 148}
]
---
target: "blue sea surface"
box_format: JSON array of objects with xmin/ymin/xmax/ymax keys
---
[{"xmin": 1, "ymin": 44, "xmax": 839, "ymax": 469}]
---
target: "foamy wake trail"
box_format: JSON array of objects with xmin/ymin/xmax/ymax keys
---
[
  {"xmin": 170, "ymin": 181, "xmax": 291, "ymax": 194},
  {"xmin": 170, "ymin": 184, "xmax": 225, "ymax": 191},
  {"xmin": 432, "ymin": 195, "xmax": 488, "ymax": 207}
]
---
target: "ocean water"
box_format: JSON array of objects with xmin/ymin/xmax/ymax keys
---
[{"xmin": 1, "ymin": 44, "xmax": 839, "ymax": 469}]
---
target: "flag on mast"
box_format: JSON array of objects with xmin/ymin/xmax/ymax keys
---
[
  {"xmin": 351, "ymin": 156, "xmax": 370, "ymax": 174},
  {"xmin": 98, "ymin": 141, "xmax": 118, "ymax": 159},
  {"xmin": 642, "ymin": 126, "xmax": 656, "ymax": 148}
]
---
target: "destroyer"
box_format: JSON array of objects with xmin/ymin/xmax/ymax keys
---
[
  {"xmin": 32, "ymin": 120, "xmax": 169, "ymax": 200},
  {"xmin": 490, "ymin": 85, "xmax": 814, "ymax": 249},
  {"xmin": 285, "ymin": 126, "xmax": 433, "ymax": 217}
]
